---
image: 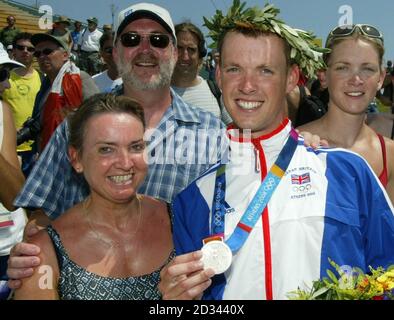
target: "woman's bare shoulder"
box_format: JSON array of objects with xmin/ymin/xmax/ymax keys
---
[
  {"xmin": 384, "ymin": 137, "xmax": 394, "ymax": 161},
  {"xmin": 51, "ymin": 204, "xmax": 83, "ymax": 230},
  {"xmin": 141, "ymin": 195, "xmax": 167, "ymax": 211},
  {"xmin": 141, "ymin": 195, "xmax": 171, "ymax": 226},
  {"xmin": 296, "ymin": 119, "xmax": 322, "ymax": 133},
  {"xmin": 28, "ymin": 228, "xmax": 52, "ymax": 249}
]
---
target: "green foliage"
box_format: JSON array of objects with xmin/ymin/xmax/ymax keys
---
[
  {"xmin": 288, "ymin": 259, "xmax": 394, "ymax": 300},
  {"xmin": 203, "ymin": 0, "xmax": 330, "ymax": 78}
]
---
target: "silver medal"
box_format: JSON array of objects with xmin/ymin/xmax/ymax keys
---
[{"xmin": 201, "ymin": 240, "xmax": 232, "ymax": 274}]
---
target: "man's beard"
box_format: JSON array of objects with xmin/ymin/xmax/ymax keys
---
[
  {"xmin": 174, "ymin": 62, "xmax": 199, "ymax": 77},
  {"xmin": 117, "ymin": 51, "xmax": 176, "ymax": 91}
]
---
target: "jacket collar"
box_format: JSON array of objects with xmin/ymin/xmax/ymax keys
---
[{"xmin": 226, "ymin": 118, "xmax": 290, "ymax": 144}]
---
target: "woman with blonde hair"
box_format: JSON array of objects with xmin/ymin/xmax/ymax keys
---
[{"xmin": 298, "ymin": 24, "xmax": 394, "ymax": 203}]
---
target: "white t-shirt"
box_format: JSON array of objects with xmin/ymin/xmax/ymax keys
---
[
  {"xmin": 92, "ymin": 70, "xmax": 123, "ymax": 93},
  {"xmin": 79, "ymin": 28, "xmax": 103, "ymax": 52},
  {"xmin": 172, "ymin": 76, "xmax": 232, "ymax": 124},
  {"xmin": 0, "ymin": 102, "xmax": 26, "ymax": 256}
]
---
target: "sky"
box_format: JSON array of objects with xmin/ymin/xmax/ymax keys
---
[{"xmin": 17, "ymin": 0, "xmax": 394, "ymax": 62}]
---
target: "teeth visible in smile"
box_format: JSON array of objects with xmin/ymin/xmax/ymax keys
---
[
  {"xmin": 137, "ymin": 62, "xmax": 155, "ymax": 66},
  {"xmin": 109, "ymin": 174, "xmax": 133, "ymax": 183},
  {"xmin": 237, "ymin": 100, "xmax": 261, "ymax": 110},
  {"xmin": 347, "ymin": 92, "xmax": 363, "ymax": 97}
]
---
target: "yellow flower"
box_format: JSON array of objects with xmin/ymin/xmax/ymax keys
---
[
  {"xmin": 385, "ymin": 270, "xmax": 394, "ymax": 278},
  {"xmin": 369, "ymin": 281, "xmax": 384, "ymax": 295},
  {"xmin": 377, "ymin": 271, "xmax": 394, "ymax": 290},
  {"xmin": 288, "ymin": 262, "xmax": 394, "ymax": 300},
  {"xmin": 377, "ymin": 274, "xmax": 388, "ymax": 283}
]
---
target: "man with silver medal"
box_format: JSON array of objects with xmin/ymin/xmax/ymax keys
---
[{"xmin": 158, "ymin": 1, "xmax": 394, "ymax": 300}]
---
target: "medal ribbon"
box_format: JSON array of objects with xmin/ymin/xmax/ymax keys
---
[
  {"xmin": 210, "ymin": 128, "xmax": 299, "ymax": 253},
  {"xmin": 210, "ymin": 164, "xmax": 226, "ymax": 237}
]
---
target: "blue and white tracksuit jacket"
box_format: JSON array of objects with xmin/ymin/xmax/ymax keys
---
[{"xmin": 173, "ymin": 120, "xmax": 394, "ymax": 300}]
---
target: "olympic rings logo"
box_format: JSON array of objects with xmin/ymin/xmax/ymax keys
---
[
  {"xmin": 214, "ymin": 213, "xmax": 222, "ymax": 225},
  {"xmin": 292, "ymin": 184, "xmax": 312, "ymax": 192},
  {"xmin": 263, "ymin": 177, "xmax": 276, "ymax": 191}
]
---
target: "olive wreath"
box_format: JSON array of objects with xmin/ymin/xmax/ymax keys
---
[{"xmin": 203, "ymin": 0, "xmax": 330, "ymax": 78}]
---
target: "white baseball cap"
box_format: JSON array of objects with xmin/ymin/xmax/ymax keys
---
[
  {"xmin": 115, "ymin": 3, "xmax": 176, "ymax": 43},
  {"xmin": 0, "ymin": 43, "xmax": 25, "ymax": 68}
]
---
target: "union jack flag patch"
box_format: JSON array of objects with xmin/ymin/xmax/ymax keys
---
[{"xmin": 291, "ymin": 173, "xmax": 311, "ymax": 185}]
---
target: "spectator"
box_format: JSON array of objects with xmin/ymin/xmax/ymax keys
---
[
  {"xmin": 386, "ymin": 60, "xmax": 393, "ymax": 74},
  {"xmin": 13, "ymin": 94, "xmax": 173, "ymax": 300},
  {"xmin": 78, "ymin": 17, "xmax": 103, "ymax": 75},
  {"xmin": 310, "ymin": 69, "xmax": 330, "ymax": 105},
  {"xmin": 70, "ymin": 21, "xmax": 83, "ymax": 62},
  {"xmin": 102, "ymin": 24, "xmax": 112, "ymax": 35},
  {"xmin": 0, "ymin": 43, "xmax": 26, "ymax": 300},
  {"xmin": 379, "ymin": 68, "xmax": 394, "ymax": 110},
  {"xmin": 207, "ymin": 49, "xmax": 218, "ymax": 82},
  {"xmin": 23, "ymin": 33, "xmax": 99, "ymax": 151},
  {"xmin": 0, "ymin": 16, "xmax": 20, "ymax": 47},
  {"xmin": 2, "ymin": 32, "xmax": 42, "ymax": 177},
  {"xmin": 92, "ymin": 32, "xmax": 122, "ymax": 92},
  {"xmin": 203, "ymin": 51, "xmax": 214, "ymax": 79},
  {"xmin": 171, "ymin": 22, "xmax": 232, "ymax": 124},
  {"xmin": 49, "ymin": 16, "xmax": 73, "ymax": 52}
]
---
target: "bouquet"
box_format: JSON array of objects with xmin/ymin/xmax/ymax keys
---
[{"xmin": 288, "ymin": 259, "xmax": 394, "ymax": 300}]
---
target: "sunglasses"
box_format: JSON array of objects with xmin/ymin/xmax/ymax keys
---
[
  {"xmin": 15, "ymin": 44, "xmax": 35, "ymax": 53},
  {"xmin": 0, "ymin": 69, "xmax": 10, "ymax": 82},
  {"xmin": 326, "ymin": 24, "xmax": 384, "ymax": 47},
  {"xmin": 103, "ymin": 47, "xmax": 113, "ymax": 54},
  {"xmin": 120, "ymin": 32, "xmax": 170, "ymax": 49},
  {"xmin": 33, "ymin": 48, "xmax": 55, "ymax": 58}
]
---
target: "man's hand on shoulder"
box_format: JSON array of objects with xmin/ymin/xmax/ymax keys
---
[{"xmin": 7, "ymin": 209, "xmax": 49, "ymax": 289}]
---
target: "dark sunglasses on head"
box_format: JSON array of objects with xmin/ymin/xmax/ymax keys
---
[
  {"xmin": 326, "ymin": 24, "xmax": 384, "ymax": 47},
  {"xmin": 33, "ymin": 48, "xmax": 55, "ymax": 58},
  {"xmin": 120, "ymin": 32, "xmax": 170, "ymax": 49},
  {"xmin": 15, "ymin": 44, "xmax": 35, "ymax": 53},
  {"xmin": 103, "ymin": 47, "xmax": 113, "ymax": 54},
  {"xmin": 0, "ymin": 68, "xmax": 10, "ymax": 82}
]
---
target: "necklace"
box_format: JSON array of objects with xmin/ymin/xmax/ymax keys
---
[{"xmin": 84, "ymin": 195, "xmax": 143, "ymax": 249}]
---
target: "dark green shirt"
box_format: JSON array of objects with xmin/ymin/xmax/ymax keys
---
[{"xmin": 0, "ymin": 26, "xmax": 21, "ymax": 47}]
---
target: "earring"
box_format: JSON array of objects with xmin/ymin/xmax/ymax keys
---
[{"xmin": 75, "ymin": 166, "xmax": 82, "ymax": 173}]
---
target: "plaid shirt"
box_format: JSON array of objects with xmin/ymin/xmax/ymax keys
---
[{"xmin": 14, "ymin": 88, "xmax": 226, "ymax": 219}]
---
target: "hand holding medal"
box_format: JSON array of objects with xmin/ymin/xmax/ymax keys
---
[
  {"xmin": 158, "ymin": 250, "xmax": 216, "ymax": 300},
  {"xmin": 201, "ymin": 238, "xmax": 232, "ymax": 274}
]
